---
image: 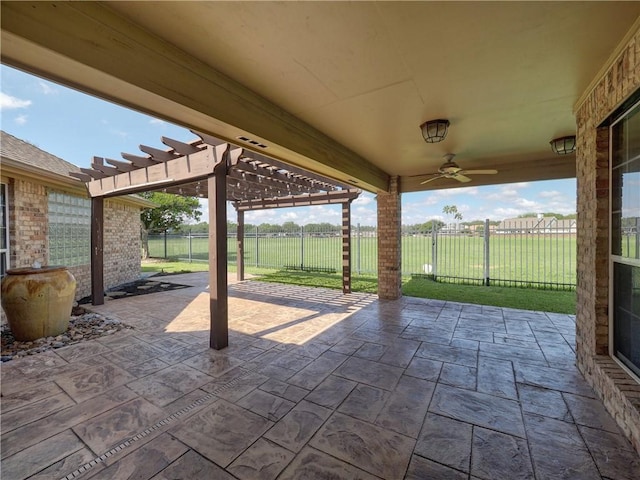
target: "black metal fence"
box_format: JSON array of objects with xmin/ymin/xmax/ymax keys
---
[{"xmin": 148, "ymin": 219, "xmax": 579, "ymax": 289}]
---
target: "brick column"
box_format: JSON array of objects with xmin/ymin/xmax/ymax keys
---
[
  {"xmin": 576, "ymin": 126, "xmax": 610, "ymax": 365},
  {"xmin": 377, "ymin": 176, "xmax": 401, "ymax": 299}
]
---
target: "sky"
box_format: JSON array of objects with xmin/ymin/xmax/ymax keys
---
[{"xmin": 0, "ymin": 65, "xmax": 576, "ymax": 227}]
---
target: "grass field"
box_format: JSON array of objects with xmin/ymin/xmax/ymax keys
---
[
  {"xmin": 141, "ymin": 260, "xmax": 576, "ymax": 314},
  {"xmin": 148, "ymin": 233, "xmax": 577, "ymax": 289}
]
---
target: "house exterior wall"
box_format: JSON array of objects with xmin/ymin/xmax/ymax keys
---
[
  {"xmin": 377, "ymin": 175, "xmax": 402, "ymax": 300},
  {"xmin": 7, "ymin": 178, "xmax": 48, "ymax": 268},
  {"xmin": 576, "ymin": 26, "xmax": 640, "ymax": 453},
  {"xmin": 104, "ymin": 199, "xmax": 141, "ymax": 292},
  {"xmin": 3, "ymin": 177, "xmax": 141, "ymax": 302}
]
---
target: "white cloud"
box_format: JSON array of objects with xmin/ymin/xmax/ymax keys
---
[
  {"xmin": 539, "ymin": 190, "xmax": 561, "ymax": 198},
  {"xmin": 513, "ymin": 198, "xmax": 539, "ymax": 209},
  {"xmin": 38, "ymin": 81, "xmax": 58, "ymax": 95},
  {"xmin": 0, "ymin": 92, "xmax": 31, "ymax": 110},
  {"xmin": 149, "ymin": 118, "xmax": 166, "ymax": 126},
  {"xmin": 14, "ymin": 114, "xmax": 28, "ymax": 125},
  {"xmin": 246, "ymin": 209, "xmax": 278, "ymax": 223},
  {"xmin": 494, "ymin": 207, "xmax": 525, "ymax": 218},
  {"xmin": 432, "ymin": 186, "xmax": 479, "ymax": 199}
]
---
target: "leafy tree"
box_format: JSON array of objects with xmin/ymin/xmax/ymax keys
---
[
  {"xmin": 140, "ymin": 192, "xmax": 201, "ymax": 258},
  {"xmin": 442, "ymin": 205, "xmax": 463, "ymax": 222},
  {"xmin": 257, "ymin": 223, "xmax": 282, "ymax": 234},
  {"xmin": 305, "ymin": 223, "xmax": 341, "ymax": 233},
  {"xmin": 282, "ymin": 221, "xmax": 301, "ymax": 234}
]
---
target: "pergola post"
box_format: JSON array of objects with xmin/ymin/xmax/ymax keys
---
[
  {"xmin": 236, "ymin": 207, "xmax": 245, "ymax": 281},
  {"xmin": 342, "ymin": 199, "xmax": 353, "ymax": 294},
  {"xmin": 90, "ymin": 197, "xmax": 104, "ymax": 305},
  {"xmin": 208, "ymin": 160, "xmax": 228, "ymax": 350}
]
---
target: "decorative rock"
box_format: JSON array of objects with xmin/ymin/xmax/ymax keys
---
[{"xmin": 0, "ymin": 308, "xmax": 134, "ymax": 362}]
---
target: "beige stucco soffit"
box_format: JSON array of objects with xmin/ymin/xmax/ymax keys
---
[{"xmin": 0, "ymin": 1, "xmax": 388, "ymax": 193}]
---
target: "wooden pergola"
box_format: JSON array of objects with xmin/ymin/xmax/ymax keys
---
[{"xmin": 71, "ymin": 132, "xmax": 361, "ymax": 349}]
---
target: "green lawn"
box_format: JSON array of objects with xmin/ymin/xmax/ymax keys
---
[
  {"xmin": 142, "ymin": 259, "xmax": 210, "ymax": 275},
  {"xmin": 142, "ymin": 260, "xmax": 575, "ymax": 314},
  {"xmin": 147, "ymin": 233, "xmax": 577, "ymax": 288}
]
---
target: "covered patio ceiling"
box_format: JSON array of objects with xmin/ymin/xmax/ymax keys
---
[{"xmin": 3, "ymin": 2, "xmax": 639, "ymax": 193}]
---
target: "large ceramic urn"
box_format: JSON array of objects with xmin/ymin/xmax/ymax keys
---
[{"xmin": 1, "ymin": 266, "xmax": 76, "ymax": 341}]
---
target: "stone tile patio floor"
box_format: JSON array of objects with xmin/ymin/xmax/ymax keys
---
[{"xmin": 1, "ymin": 272, "xmax": 638, "ymax": 480}]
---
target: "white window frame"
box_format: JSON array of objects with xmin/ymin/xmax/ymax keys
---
[
  {"xmin": 0, "ymin": 183, "xmax": 9, "ymax": 276},
  {"xmin": 609, "ymin": 98, "xmax": 640, "ymax": 382}
]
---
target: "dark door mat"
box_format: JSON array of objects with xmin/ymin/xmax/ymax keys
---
[{"xmin": 78, "ymin": 278, "xmax": 192, "ymax": 304}]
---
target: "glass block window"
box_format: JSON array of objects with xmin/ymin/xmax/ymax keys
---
[{"xmin": 48, "ymin": 191, "xmax": 90, "ymax": 266}]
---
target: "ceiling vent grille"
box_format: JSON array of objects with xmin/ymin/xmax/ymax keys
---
[{"xmin": 237, "ymin": 136, "xmax": 268, "ymax": 149}]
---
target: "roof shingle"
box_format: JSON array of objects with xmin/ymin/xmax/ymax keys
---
[{"xmin": 1, "ymin": 130, "xmax": 81, "ymax": 178}]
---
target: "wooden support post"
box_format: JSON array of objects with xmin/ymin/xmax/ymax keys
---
[
  {"xmin": 342, "ymin": 199, "xmax": 352, "ymax": 294},
  {"xmin": 208, "ymin": 162, "xmax": 229, "ymax": 350},
  {"xmin": 236, "ymin": 208, "xmax": 245, "ymax": 281},
  {"xmin": 91, "ymin": 197, "xmax": 104, "ymax": 305}
]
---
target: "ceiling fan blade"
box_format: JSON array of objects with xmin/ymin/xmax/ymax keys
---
[
  {"xmin": 454, "ymin": 174, "xmax": 472, "ymax": 183},
  {"xmin": 460, "ymin": 169, "xmax": 498, "ymax": 175},
  {"xmin": 420, "ymin": 175, "xmax": 444, "ymax": 185}
]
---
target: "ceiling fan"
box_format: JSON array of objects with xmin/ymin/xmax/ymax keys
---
[{"xmin": 420, "ymin": 154, "xmax": 498, "ymax": 184}]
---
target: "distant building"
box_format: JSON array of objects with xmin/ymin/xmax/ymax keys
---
[{"xmin": 496, "ymin": 215, "xmax": 577, "ymax": 234}]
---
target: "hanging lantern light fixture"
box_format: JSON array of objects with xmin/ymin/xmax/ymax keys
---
[
  {"xmin": 550, "ymin": 135, "xmax": 576, "ymax": 155},
  {"xmin": 420, "ymin": 119, "xmax": 450, "ymax": 143}
]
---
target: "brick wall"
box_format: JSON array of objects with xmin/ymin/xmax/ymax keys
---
[
  {"xmin": 103, "ymin": 199, "xmax": 141, "ymax": 290},
  {"xmin": 575, "ymin": 26, "xmax": 640, "ymax": 453},
  {"xmin": 377, "ymin": 176, "xmax": 402, "ymax": 300},
  {"xmin": 3, "ymin": 177, "xmax": 141, "ymax": 302},
  {"xmin": 8, "ymin": 178, "xmax": 48, "ymax": 268}
]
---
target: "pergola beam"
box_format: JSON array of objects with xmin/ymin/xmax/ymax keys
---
[
  {"xmin": 80, "ymin": 167, "xmax": 108, "ymax": 180},
  {"xmin": 69, "ymin": 172, "xmax": 93, "ymax": 182},
  {"xmin": 91, "ymin": 162, "xmax": 120, "ymax": 176},
  {"xmin": 105, "ymin": 158, "xmax": 137, "ymax": 173},
  {"xmin": 235, "ymin": 189, "xmax": 360, "ymax": 211},
  {"xmin": 233, "ymin": 159, "xmax": 327, "ymax": 191},
  {"xmin": 237, "ymin": 149, "xmax": 353, "ymax": 190},
  {"xmin": 227, "ymin": 170, "xmax": 318, "ymax": 197},
  {"xmin": 139, "ymin": 144, "xmax": 180, "ymax": 162},
  {"xmin": 121, "ymin": 153, "xmax": 159, "ymax": 168},
  {"xmin": 86, "ymin": 147, "xmax": 219, "ymax": 198},
  {"xmin": 161, "ymin": 137, "xmax": 202, "ymax": 155}
]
